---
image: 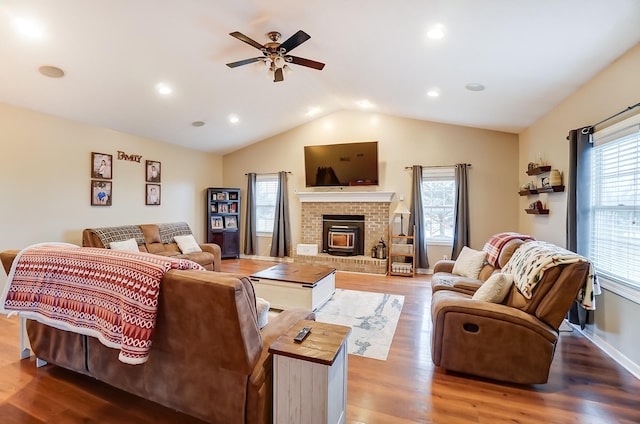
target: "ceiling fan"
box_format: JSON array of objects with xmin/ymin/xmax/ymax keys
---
[{"xmin": 226, "ymin": 30, "xmax": 325, "ymax": 82}]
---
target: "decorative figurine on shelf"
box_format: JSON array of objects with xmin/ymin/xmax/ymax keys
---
[{"xmin": 377, "ymin": 238, "xmax": 387, "ymax": 259}]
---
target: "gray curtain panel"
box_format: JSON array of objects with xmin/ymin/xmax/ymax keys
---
[
  {"xmin": 270, "ymin": 171, "xmax": 291, "ymax": 257},
  {"xmin": 566, "ymin": 127, "xmax": 593, "ymax": 254},
  {"xmin": 408, "ymin": 165, "xmax": 429, "ymax": 269},
  {"xmin": 451, "ymin": 163, "xmax": 470, "ymax": 259},
  {"xmin": 566, "ymin": 127, "xmax": 593, "ymax": 329},
  {"xmin": 244, "ymin": 173, "xmax": 257, "ymax": 255}
]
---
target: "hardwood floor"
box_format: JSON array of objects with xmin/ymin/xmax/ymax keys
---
[{"xmin": 1, "ymin": 258, "xmax": 639, "ymax": 423}]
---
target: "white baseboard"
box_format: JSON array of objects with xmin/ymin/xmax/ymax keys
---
[
  {"xmin": 239, "ymin": 254, "xmax": 293, "ymax": 263},
  {"xmin": 575, "ymin": 324, "xmax": 640, "ymax": 381}
]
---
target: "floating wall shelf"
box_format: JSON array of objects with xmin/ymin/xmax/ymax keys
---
[{"xmin": 525, "ymin": 209, "xmax": 549, "ymax": 215}]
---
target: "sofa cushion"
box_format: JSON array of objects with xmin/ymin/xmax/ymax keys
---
[
  {"xmin": 140, "ymin": 224, "xmax": 162, "ymax": 244},
  {"xmin": 472, "ymin": 273, "xmax": 513, "ymax": 303},
  {"xmin": 497, "ymin": 239, "xmax": 525, "ymax": 268},
  {"xmin": 174, "ymin": 234, "xmax": 202, "ymax": 254},
  {"xmin": 109, "ymin": 238, "xmax": 139, "ymax": 252},
  {"xmin": 452, "ymin": 247, "xmax": 487, "ymax": 279}
]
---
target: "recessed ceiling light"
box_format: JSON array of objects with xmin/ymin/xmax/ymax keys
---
[
  {"xmin": 465, "ymin": 83, "xmax": 486, "ymax": 92},
  {"xmin": 38, "ymin": 65, "xmax": 64, "ymax": 78},
  {"xmin": 426, "ymin": 25, "xmax": 445, "ymax": 40},
  {"xmin": 306, "ymin": 107, "xmax": 322, "ymax": 116},
  {"xmin": 356, "ymin": 99, "xmax": 374, "ymax": 109},
  {"xmin": 156, "ymin": 83, "xmax": 172, "ymax": 95},
  {"xmin": 228, "ymin": 114, "xmax": 240, "ymax": 124},
  {"xmin": 426, "ymin": 89, "xmax": 440, "ymax": 98},
  {"xmin": 191, "ymin": 121, "xmax": 205, "ymax": 127},
  {"xmin": 14, "ymin": 17, "xmax": 44, "ymax": 38}
]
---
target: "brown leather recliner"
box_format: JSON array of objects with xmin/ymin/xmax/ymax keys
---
[
  {"xmin": 430, "ymin": 254, "xmax": 590, "ymax": 384},
  {"xmin": 1, "ymin": 249, "xmax": 313, "ymax": 423}
]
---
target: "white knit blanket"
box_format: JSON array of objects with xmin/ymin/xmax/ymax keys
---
[{"xmin": 501, "ymin": 241, "xmax": 600, "ymax": 310}]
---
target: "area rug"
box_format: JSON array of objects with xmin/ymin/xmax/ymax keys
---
[{"xmin": 315, "ymin": 289, "xmax": 404, "ymax": 361}]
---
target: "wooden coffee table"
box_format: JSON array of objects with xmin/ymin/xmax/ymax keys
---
[{"xmin": 250, "ymin": 263, "xmax": 336, "ymax": 311}]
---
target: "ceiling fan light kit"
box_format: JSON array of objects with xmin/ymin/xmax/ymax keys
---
[{"xmin": 226, "ymin": 30, "xmax": 325, "ymax": 82}]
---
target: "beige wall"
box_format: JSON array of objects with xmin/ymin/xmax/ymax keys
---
[
  {"xmin": 519, "ymin": 43, "xmax": 640, "ymax": 372},
  {"xmin": 222, "ymin": 110, "xmax": 519, "ymax": 264},
  {"xmin": 0, "ymin": 102, "xmax": 222, "ymax": 285}
]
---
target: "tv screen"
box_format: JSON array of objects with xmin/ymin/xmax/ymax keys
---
[{"xmin": 304, "ymin": 141, "xmax": 379, "ymax": 187}]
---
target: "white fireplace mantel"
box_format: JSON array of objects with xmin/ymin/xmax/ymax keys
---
[{"xmin": 296, "ymin": 191, "xmax": 395, "ymax": 203}]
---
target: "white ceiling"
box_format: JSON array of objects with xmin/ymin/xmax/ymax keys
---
[{"xmin": 1, "ymin": 1, "xmax": 639, "ymax": 154}]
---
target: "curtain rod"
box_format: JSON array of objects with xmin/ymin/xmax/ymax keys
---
[
  {"xmin": 582, "ymin": 102, "xmax": 640, "ymax": 134},
  {"xmin": 244, "ymin": 171, "xmax": 292, "ymax": 175},
  {"xmin": 404, "ymin": 164, "xmax": 471, "ymax": 170}
]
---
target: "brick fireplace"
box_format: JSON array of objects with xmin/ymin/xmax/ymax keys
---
[{"xmin": 295, "ymin": 191, "xmax": 393, "ymax": 274}]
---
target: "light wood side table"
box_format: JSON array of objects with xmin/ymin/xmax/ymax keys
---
[{"xmin": 269, "ymin": 319, "xmax": 351, "ymax": 424}]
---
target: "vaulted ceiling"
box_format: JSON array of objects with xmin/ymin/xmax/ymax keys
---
[{"xmin": 1, "ymin": 1, "xmax": 639, "ymax": 154}]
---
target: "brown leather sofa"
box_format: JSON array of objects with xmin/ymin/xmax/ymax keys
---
[
  {"xmin": 1, "ymin": 250, "xmax": 313, "ymax": 423},
  {"xmin": 82, "ymin": 221, "xmax": 221, "ymax": 271},
  {"xmin": 430, "ymin": 243, "xmax": 591, "ymax": 384}
]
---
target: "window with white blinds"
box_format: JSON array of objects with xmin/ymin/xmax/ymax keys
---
[
  {"xmin": 255, "ymin": 174, "xmax": 279, "ymax": 233},
  {"xmin": 421, "ymin": 167, "xmax": 456, "ymax": 245},
  {"xmin": 590, "ymin": 114, "xmax": 640, "ymax": 293}
]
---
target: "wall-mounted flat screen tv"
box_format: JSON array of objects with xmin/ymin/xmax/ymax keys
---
[{"xmin": 304, "ymin": 141, "xmax": 379, "ymax": 187}]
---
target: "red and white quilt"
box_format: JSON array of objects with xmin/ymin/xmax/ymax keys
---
[
  {"xmin": 482, "ymin": 232, "xmax": 535, "ymax": 267},
  {"xmin": 1, "ymin": 243, "xmax": 204, "ymax": 364}
]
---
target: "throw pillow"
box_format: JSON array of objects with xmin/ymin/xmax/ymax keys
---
[
  {"xmin": 109, "ymin": 238, "xmax": 139, "ymax": 252},
  {"xmin": 174, "ymin": 234, "xmax": 202, "ymax": 254},
  {"xmin": 472, "ymin": 273, "xmax": 513, "ymax": 303},
  {"xmin": 452, "ymin": 246, "xmax": 487, "ymax": 279}
]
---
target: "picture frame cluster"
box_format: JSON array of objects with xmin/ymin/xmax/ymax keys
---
[
  {"xmin": 91, "ymin": 152, "xmax": 113, "ymax": 206},
  {"xmin": 90, "ymin": 153, "xmax": 163, "ymax": 206},
  {"xmin": 145, "ymin": 160, "xmax": 161, "ymax": 205}
]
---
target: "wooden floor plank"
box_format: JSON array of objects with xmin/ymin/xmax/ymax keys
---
[{"xmin": 0, "ymin": 258, "xmax": 638, "ymax": 423}]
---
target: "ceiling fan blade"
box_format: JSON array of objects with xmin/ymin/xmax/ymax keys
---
[
  {"xmin": 226, "ymin": 57, "xmax": 263, "ymax": 68},
  {"xmin": 288, "ymin": 56, "xmax": 325, "ymax": 70},
  {"xmin": 274, "ymin": 67, "xmax": 284, "ymax": 82},
  {"xmin": 279, "ymin": 30, "xmax": 311, "ymax": 53},
  {"xmin": 229, "ymin": 31, "xmax": 264, "ymax": 50}
]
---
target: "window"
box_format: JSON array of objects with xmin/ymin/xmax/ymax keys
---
[
  {"xmin": 590, "ymin": 114, "xmax": 640, "ymax": 299},
  {"xmin": 256, "ymin": 174, "xmax": 279, "ymax": 234},
  {"xmin": 422, "ymin": 167, "xmax": 456, "ymax": 244}
]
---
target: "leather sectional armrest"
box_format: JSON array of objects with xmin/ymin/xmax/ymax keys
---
[
  {"xmin": 433, "ymin": 260, "xmax": 455, "ymax": 274},
  {"xmin": 199, "ymin": 243, "xmax": 222, "ymax": 271},
  {"xmin": 0, "ymin": 250, "xmax": 20, "ymax": 275},
  {"xmin": 452, "ymin": 280, "xmax": 482, "ymax": 293}
]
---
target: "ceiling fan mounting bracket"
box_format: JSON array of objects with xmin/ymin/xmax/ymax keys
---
[{"xmin": 267, "ymin": 31, "xmax": 281, "ymax": 42}]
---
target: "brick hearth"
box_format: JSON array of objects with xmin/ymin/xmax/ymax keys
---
[{"xmin": 295, "ymin": 192, "xmax": 393, "ymax": 274}]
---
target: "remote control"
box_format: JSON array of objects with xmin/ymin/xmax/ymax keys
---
[{"xmin": 293, "ymin": 326, "xmax": 312, "ymax": 343}]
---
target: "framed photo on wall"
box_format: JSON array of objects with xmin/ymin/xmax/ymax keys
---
[
  {"xmin": 146, "ymin": 184, "xmax": 161, "ymax": 205},
  {"xmin": 92, "ymin": 152, "xmax": 112, "ymax": 179},
  {"xmin": 91, "ymin": 180, "xmax": 112, "ymax": 206},
  {"xmin": 146, "ymin": 160, "xmax": 161, "ymax": 182}
]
